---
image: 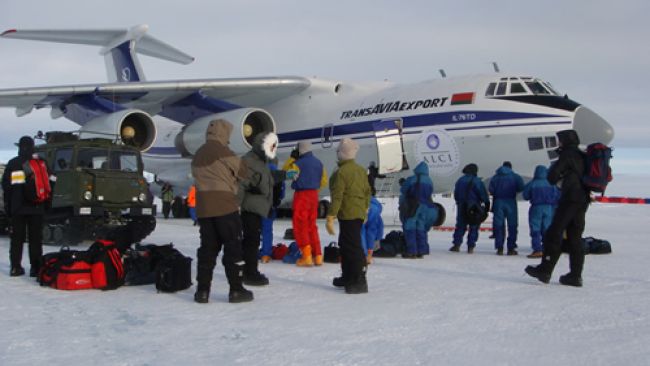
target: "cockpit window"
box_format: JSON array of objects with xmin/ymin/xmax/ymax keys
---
[
  {"xmin": 485, "ymin": 83, "xmax": 496, "ymax": 96},
  {"xmin": 485, "ymin": 77, "xmax": 560, "ymax": 98},
  {"xmin": 496, "ymin": 82, "xmax": 507, "ymax": 95},
  {"xmin": 525, "ymin": 81, "xmax": 551, "ymax": 95},
  {"xmin": 510, "ymin": 83, "xmax": 526, "ymax": 94}
]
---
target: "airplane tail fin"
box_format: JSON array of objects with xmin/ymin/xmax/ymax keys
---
[{"xmin": 1, "ymin": 24, "xmax": 194, "ymax": 83}]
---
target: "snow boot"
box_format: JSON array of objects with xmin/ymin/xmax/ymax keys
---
[
  {"xmin": 525, "ymin": 265, "xmax": 551, "ymax": 284},
  {"xmin": 229, "ymin": 287, "xmax": 254, "ymax": 303},
  {"xmin": 296, "ymin": 245, "xmax": 313, "ymax": 267},
  {"xmin": 261, "ymin": 255, "xmax": 271, "ymax": 263},
  {"xmin": 467, "ymin": 246, "xmax": 474, "ymax": 254},
  {"xmin": 243, "ymin": 271, "xmax": 269, "ymax": 286},
  {"xmin": 194, "ymin": 290, "xmax": 210, "ymax": 304},
  {"xmin": 332, "ymin": 276, "xmax": 346, "ymax": 288},
  {"xmin": 507, "ymin": 249, "xmax": 518, "ymax": 256},
  {"xmin": 366, "ymin": 250, "xmax": 373, "ymax": 265},
  {"xmin": 527, "ymin": 251, "xmax": 543, "ymax": 258},
  {"xmin": 496, "ymin": 248, "xmax": 504, "ymax": 256},
  {"xmin": 314, "ymin": 254, "xmax": 323, "ymax": 266},
  {"xmin": 345, "ymin": 274, "xmax": 368, "ymax": 294},
  {"xmin": 449, "ymin": 245, "xmax": 460, "ymax": 252},
  {"xmin": 10, "ymin": 267, "xmax": 25, "ymax": 277},
  {"xmin": 559, "ymin": 273, "xmax": 583, "ymax": 287}
]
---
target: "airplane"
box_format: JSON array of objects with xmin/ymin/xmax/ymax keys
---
[{"xmin": 0, "ymin": 24, "xmax": 614, "ymax": 216}]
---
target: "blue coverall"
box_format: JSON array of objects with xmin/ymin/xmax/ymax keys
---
[
  {"xmin": 452, "ymin": 174, "xmax": 490, "ymax": 248},
  {"xmin": 361, "ymin": 196, "xmax": 384, "ymax": 255},
  {"xmin": 400, "ymin": 162, "xmax": 439, "ymax": 256},
  {"xmin": 522, "ymin": 165, "xmax": 560, "ymax": 252},
  {"xmin": 489, "ymin": 165, "xmax": 524, "ymax": 251}
]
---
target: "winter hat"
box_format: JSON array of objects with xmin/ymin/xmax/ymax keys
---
[
  {"xmin": 336, "ymin": 138, "xmax": 359, "ymax": 161},
  {"xmin": 462, "ymin": 163, "xmax": 478, "ymax": 176},
  {"xmin": 502, "ymin": 161, "xmax": 512, "ymax": 168},
  {"xmin": 556, "ymin": 129, "xmax": 580, "ymax": 147},
  {"xmin": 252, "ymin": 132, "xmax": 279, "ymax": 161},
  {"xmin": 298, "ymin": 140, "xmax": 311, "ymax": 156},
  {"xmin": 16, "ymin": 135, "xmax": 35, "ymax": 157},
  {"xmin": 206, "ymin": 119, "xmax": 233, "ymax": 145}
]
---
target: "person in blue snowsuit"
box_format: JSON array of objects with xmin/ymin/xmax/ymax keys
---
[
  {"xmin": 400, "ymin": 162, "xmax": 439, "ymax": 258},
  {"xmin": 488, "ymin": 161, "xmax": 524, "ymax": 255},
  {"xmin": 361, "ymin": 195, "xmax": 384, "ymax": 264},
  {"xmin": 450, "ymin": 163, "xmax": 490, "ymax": 253},
  {"xmin": 522, "ymin": 165, "xmax": 560, "ymax": 258},
  {"xmin": 260, "ymin": 162, "xmax": 285, "ymax": 263}
]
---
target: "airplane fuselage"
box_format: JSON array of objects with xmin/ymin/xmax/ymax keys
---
[{"xmin": 145, "ymin": 74, "xmax": 599, "ymax": 196}]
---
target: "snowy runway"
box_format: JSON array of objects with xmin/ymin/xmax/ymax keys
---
[{"xmin": 1, "ymin": 193, "xmax": 649, "ymax": 365}]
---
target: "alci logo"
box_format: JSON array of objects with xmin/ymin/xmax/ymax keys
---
[
  {"xmin": 426, "ymin": 134, "xmax": 440, "ymax": 150},
  {"xmin": 121, "ymin": 67, "xmax": 131, "ymax": 81}
]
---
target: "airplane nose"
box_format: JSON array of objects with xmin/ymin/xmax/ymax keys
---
[{"xmin": 572, "ymin": 106, "xmax": 615, "ymax": 145}]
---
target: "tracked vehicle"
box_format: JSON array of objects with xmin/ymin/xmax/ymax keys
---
[{"xmin": 34, "ymin": 132, "xmax": 156, "ymax": 245}]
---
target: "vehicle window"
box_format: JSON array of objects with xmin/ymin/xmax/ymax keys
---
[
  {"xmin": 77, "ymin": 148, "xmax": 108, "ymax": 169},
  {"xmin": 54, "ymin": 148, "xmax": 73, "ymax": 172},
  {"xmin": 525, "ymin": 81, "xmax": 550, "ymax": 95},
  {"xmin": 545, "ymin": 136, "xmax": 557, "ymax": 148},
  {"xmin": 496, "ymin": 82, "xmax": 507, "ymax": 95},
  {"xmin": 528, "ymin": 137, "xmax": 543, "ymax": 151},
  {"xmin": 485, "ymin": 83, "xmax": 496, "ymax": 96},
  {"xmin": 510, "ymin": 83, "xmax": 527, "ymax": 94},
  {"xmin": 110, "ymin": 151, "xmax": 139, "ymax": 172}
]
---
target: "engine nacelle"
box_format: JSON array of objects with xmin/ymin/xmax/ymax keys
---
[
  {"xmin": 78, "ymin": 109, "xmax": 156, "ymax": 151},
  {"xmin": 175, "ymin": 108, "xmax": 276, "ymax": 156}
]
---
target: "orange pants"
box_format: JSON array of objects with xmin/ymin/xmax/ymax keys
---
[{"xmin": 292, "ymin": 190, "xmax": 322, "ymax": 256}]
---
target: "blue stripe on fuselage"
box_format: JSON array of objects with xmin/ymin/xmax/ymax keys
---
[
  {"xmin": 277, "ymin": 110, "xmax": 563, "ymax": 142},
  {"xmin": 147, "ymin": 110, "xmax": 569, "ymax": 156}
]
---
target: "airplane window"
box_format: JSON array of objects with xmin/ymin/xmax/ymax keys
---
[
  {"xmin": 525, "ymin": 81, "xmax": 550, "ymax": 95},
  {"xmin": 528, "ymin": 137, "xmax": 543, "ymax": 151},
  {"xmin": 542, "ymin": 81, "xmax": 560, "ymax": 96},
  {"xmin": 485, "ymin": 83, "xmax": 496, "ymax": 96},
  {"xmin": 545, "ymin": 136, "xmax": 557, "ymax": 148},
  {"xmin": 510, "ymin": 83, "xmax": 527, "ymax": 94},
  {"xmin": 496, "ymin": 82, "xmax": 507, "ymax": 95}
]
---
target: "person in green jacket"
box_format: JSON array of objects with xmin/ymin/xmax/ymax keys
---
[
  {"xmin": 160, "ymin": 183, "xmax": 174, "ymax": 219},
  {"xmin": 326, "ymin": 138, "xmax": 371, "ymax": 294}
]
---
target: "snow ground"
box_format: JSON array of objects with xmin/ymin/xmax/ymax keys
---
[{"xmin": 1, "ymin": 177, "xmax": 649, "ymax": 366}]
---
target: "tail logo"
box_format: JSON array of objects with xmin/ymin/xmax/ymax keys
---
[{"xmin": 121, "ymin": 67, "xmax": 132, "ymax": 82}]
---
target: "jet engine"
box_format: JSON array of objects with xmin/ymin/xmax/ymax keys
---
[
  {"xmin": 174, "ymin": 108, "xmax": 276, "ymax": 156},
  {"xmin": 78, "ymin": 109, "xmax": 156, "ymax": 151}
]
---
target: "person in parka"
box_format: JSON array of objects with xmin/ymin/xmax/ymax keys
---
[
  {"xmin": 1, "ymin": 136, "xmax": 54, "ymax": 277},
  {"xmin": 191, "ymin": 119, "xmax": 252, "ymax": 304},
  {"xmin": 522, "ymin": 165, "xmax": 561, "ymax": 258},
  {"xmin": 399, "ymin": 162, "xmax": 439, "ymax": 257},
  {"xmin": 526, "ymin": 129, "xmax": 590, "ymax": 287},
  {"xmin": 290, "ymin": 141, "xmax": 326, "ymax": 267},
  {"xmin": 450, "ymin": 163, "xmax": 490, "ymax": 253},
  {"xmin": 361, "ymin": 195, "xmax": 384, "ymax": 264},
  {"xmin": 238, "ymin": 131, "xmax": 285, "ymax": 286},
  {"xmin": 488, "ymin": 161, "xmax": 525, "ymax": 255},
  {"xmin": 326, "ymin": 138, "xmax": 371, "ymax": 294}
]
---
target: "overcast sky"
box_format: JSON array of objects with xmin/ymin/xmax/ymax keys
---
[{"xmin": 0, "ymin": 0, "xmax": 648, "ymax": 150}]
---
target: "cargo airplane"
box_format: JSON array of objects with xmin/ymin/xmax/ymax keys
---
[{"xmin": 0, "ymin": 25, "xmax": 614, "ymax": 215}]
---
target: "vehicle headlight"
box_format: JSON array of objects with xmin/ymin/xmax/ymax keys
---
[
  {"xmin": 83, "ymin": 191, "xmax": 93, "ymax": 200},
  {"xmin": 138, "ymin": 193, "xmax": 147, "ymax": 202}
]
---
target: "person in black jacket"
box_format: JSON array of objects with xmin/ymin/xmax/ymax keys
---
[
  {"xmin": 525, "ymin": 129, "xmax": 590, "ymax": 287},
  {"xmin": 1, "ymin": 136, "xmax": 52, "ymax": 277}
]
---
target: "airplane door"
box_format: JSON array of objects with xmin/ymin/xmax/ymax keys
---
[{"xmin": 373, "ymin": 118, "xmax": 406, "ymax": 174}]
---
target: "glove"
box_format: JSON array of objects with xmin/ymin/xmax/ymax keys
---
[
  {"xmin": 286, "ymin": 170, "xmax": 299, "ymax": 180},
  {"xmin": 326, "ymin": 215, "xmax": 336, "ymax": 236}
]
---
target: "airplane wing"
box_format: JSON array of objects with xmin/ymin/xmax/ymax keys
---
[{"xmin": 0, "ymin": 76, "xmax": 310, "ymax": 121}]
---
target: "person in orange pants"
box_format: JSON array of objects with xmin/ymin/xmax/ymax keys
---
[
  {"xmin": 289, "ymin": 141, "xmax": 326, "ymax": 266},
  {"xmin": 187, "ymin": 184, "xmax": 197, "ymax": 226}
]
